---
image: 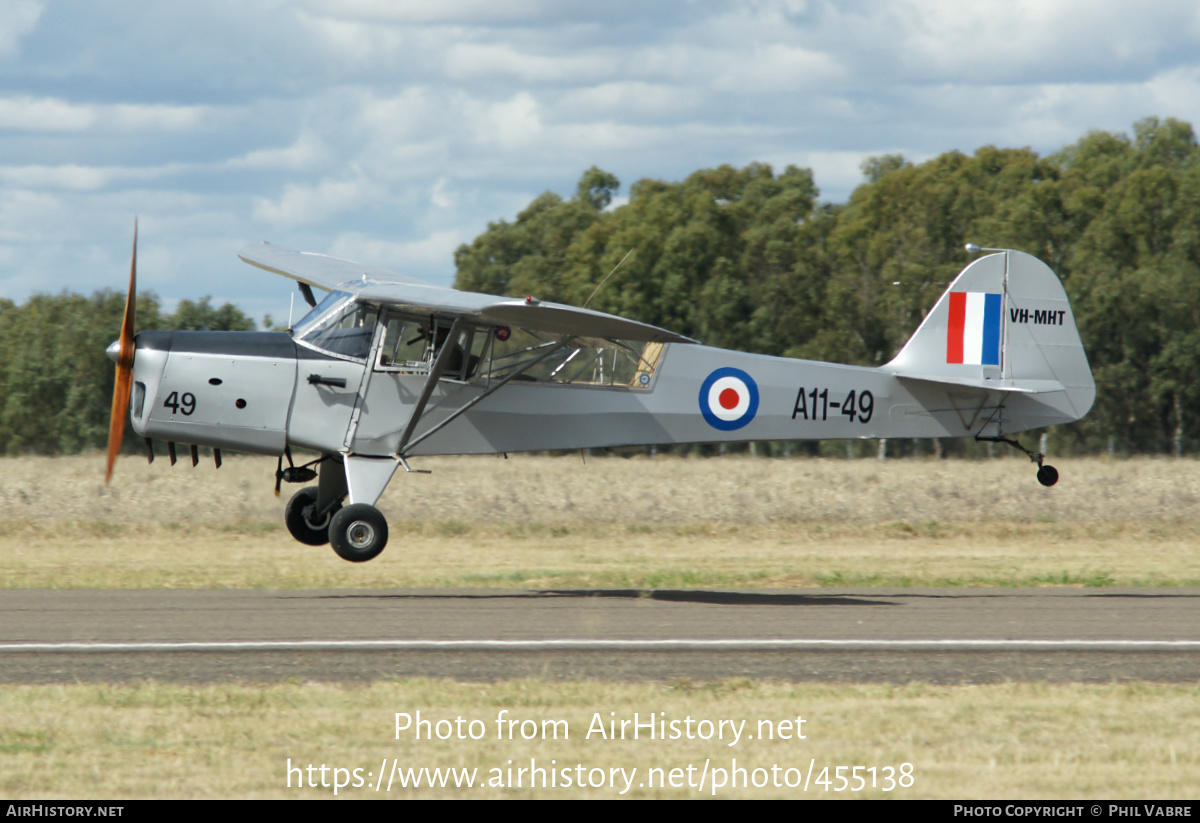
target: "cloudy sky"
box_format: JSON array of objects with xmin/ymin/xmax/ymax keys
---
[{"xmin": 2, "ymin": 0, "xmax": 1200, "ymax": 325}]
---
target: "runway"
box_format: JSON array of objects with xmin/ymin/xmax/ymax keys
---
[{"xmin": 2, "ymin": 588, "xmax": 1198, "ymax": 683}]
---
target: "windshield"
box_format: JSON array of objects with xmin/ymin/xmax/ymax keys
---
[
  {"xmin": 296, "ymin": 294, "xmax": 380, "ymax": 360},
  {"xmin": 292, "ymin": 290, "xmax": 350, "ymax": 337}
]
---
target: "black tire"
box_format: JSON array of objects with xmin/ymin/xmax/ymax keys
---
[
  {"xmin": 329, "ymin": 504, "xmax": 389, "ymax": 562},
  {"xmin": 1037, "ymin": 465, "xmax": 1059, "ymax": 487},
  {"xmin": 285, "ymin": 487, "xmax": 337, "ymax": 546}
]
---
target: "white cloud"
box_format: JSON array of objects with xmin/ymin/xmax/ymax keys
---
[
  {"xmin": 0, "ymin": 188, "xmax": 64, "ymax": 243},
  {"xmin": 227, "ymin": 132, "xmax": 329, "ymax": 171},
  {"xmin": 302, "ymin": 0, "xmax": 588, "ymax": 25},
  {"xmin": 547, "ymin": 120, "xmax": 674, "ymax": 154},
  {"xmin": 0, "ymin": 161, "xmax": 222, "ymax": 192},
  {"xmin": 0, "ymin": 96, "xmax": 218, "ymax": 133},
  {"xmin": 107, "ymin": 103, "xmax": 213, "ymax": 132},
  {"xmin": 471, "ymin": 92, "xmax": 544, "ymax": 150},
  {"xmin": 444, "ymin": 42, "xmax": 613, "ymax": 83},
  {"xmin": 431, "ymin": 178, "xmax": 456, "ymax": 209},
  {"xmin": 561, "ymin": 82, "xmax": 704, "ymax": 121},
  {"xmin": 0, "ymin": 0, "xmax": 42, "ymax": 58},
  {"xmin": 357, "ymin": 87, "xmax": 446, "ymax": 141},
  {"xmin": 252, "ymin": 176, "xmax": 379, "ymax": 229},
  {"xmin": 710, "ymin": 43, "xmax": 843, "ymax": 93},
  {"xmin": 294, "ymin": 10, "xmax": 411, "ymax": 67},
  {"xmin": 0, "ymin": 164, "xmax": 112, "ymax": 190},
  {"xmin": 845, "ymin": 0, "xmax": 1200, "ymax": 85},
  {"xmin": 0, "ymin": 96, "xmax": 95, "ymax": 131},
  {"xmin": 1141, "ymin": 67, "xmax": 1200, "ymax": 126},
  {"xmin": 327, "ymin": 229, "xmax": 463, "ymax": 284},
  {"xmin": 6, "ymin": 0, "xmax": 1200, "ymax": 312}
]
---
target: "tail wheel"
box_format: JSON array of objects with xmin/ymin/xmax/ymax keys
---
[
  {"xmin": 284, "ymin": 487, "xmax": 339, "ymax": 545},
  {"xmin": 329, "ymin": 504, "xmax": 389, "ymax": 562},
  {"xmin": 1036, "ymin": 465, "xmax": 1059, "ymax": 487}
]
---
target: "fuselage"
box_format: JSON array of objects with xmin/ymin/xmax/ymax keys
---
[{"xmin": 120, "ymin": 327, "xmax": 1090, "ymax": 460}]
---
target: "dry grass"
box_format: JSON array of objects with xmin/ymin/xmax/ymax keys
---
[
  {"xmin": 7, "ymin": 451, "xmax": 1200, "ymax": 527},
  {"xmin": 3, "ymin": 456, "xmax": 1198, "ymax": 800},
  {"xmin": 1, "ymin": 680, "xmax": 1196, "ymax": 799},
  {"xmin": 1, "ymin": 453, "xmax": 1199, "ymax": 588}
]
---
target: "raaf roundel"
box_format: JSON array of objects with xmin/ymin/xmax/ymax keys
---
[{"xmin": 699, "ymin": 367, "xmax": 759, "ymax": 431}]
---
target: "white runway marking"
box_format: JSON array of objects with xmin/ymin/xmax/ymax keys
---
[{"xmin": 2, "ymin": 639, "xmax": 1199, "ymax": 653}]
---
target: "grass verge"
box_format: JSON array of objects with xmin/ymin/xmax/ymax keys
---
[
  {"xmin": 1, "ymin": 518, "xmax": 1196, "ymax": 589},
  {"xmin": 2, "ymin": 680, "xmax": 1198, "ymax": 799}
]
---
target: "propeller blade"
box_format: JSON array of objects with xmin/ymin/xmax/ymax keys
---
[{"xmin": 104, "ymin": 219, "xmax": 138, "ymax": 486}]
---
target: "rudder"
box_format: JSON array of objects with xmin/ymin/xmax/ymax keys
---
[{"xmin": 885, "ymin": 250, "xmax": 1094, "ymax": 430}]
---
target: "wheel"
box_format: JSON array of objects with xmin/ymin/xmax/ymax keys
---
[
  {"xmin": 1036, "ymin": 465, "xmax": 1059, "ymax": 487},
  {"xmin": 329, "ymin": 504, "xmax": 389, "ymax": 562},
  {"xmin": 285, "ymin": 487, "xmax": 338, "ymax": 545}
]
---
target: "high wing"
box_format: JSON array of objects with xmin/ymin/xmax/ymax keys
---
[
  {"xmin": 239, "ymin": 242, "xmax": 697, "ymax": 345},
  {"xmin": 238, "ymin": 242, "xmax": 429, "ymax": 289}
]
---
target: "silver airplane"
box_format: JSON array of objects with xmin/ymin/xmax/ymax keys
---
[{"xmin": 105, "ymin": 232, "xmax": 1095, "ymax": 562}]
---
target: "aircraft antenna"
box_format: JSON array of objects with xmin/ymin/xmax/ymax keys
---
[{"xmin": 582, "ymin": 248, "xmax": 635, "ymax": 308}]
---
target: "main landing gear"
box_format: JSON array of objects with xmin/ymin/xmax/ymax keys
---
[
  {"xmin": 284, "ymin": 486, "xmax": 390, "ymax": 561},
  {"xmin": 279, "ymin": 452, "xmax": 393, "ymax": 562},
  {"xmin": 977, "ymin": 435, "xmax": 1058, "ymax": 487}
]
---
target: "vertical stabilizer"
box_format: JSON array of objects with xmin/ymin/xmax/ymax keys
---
[{"xmin": 885, "ymin": 250, "xmax": 1094, "ymax": 427}]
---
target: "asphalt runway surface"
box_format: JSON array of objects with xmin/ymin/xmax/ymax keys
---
[{"xmin": 2, "ymin": 588, "xmax": 1199, "ymax": 683}]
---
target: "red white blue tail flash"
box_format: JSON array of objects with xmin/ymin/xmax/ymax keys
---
[
  {"xmin": 946, "ymin": 292, "xmax": 1002, "ymax": 366},
  {"xmin": 699, "ymin": 367, "xmax": 759, "ymax": 431}
]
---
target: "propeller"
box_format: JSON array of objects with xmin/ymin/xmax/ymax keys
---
[{"xmin": 104, "ymin": 219, "xmax": 138, "ymax": 486}]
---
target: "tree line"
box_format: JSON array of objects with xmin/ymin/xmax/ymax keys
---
[
  {"xmin": 455, "ymin": 117, "xmax": 1200, "ymax": 457},
  {"xmin": 0, "ymin": 293, "xmax": 252, "ymax": 455},
  {"xmin": 2, "ymin": 117, "xmax": 1198, "ymax": 456}
]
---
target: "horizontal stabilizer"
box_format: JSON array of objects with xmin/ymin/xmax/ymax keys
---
[
  {"xmin": 895, "ymin": 374, "xmax": 1067, "ymax": 394},
  {"xmin": 887, "ymin": 252, "xmax": 1092, "ymax": 394}
]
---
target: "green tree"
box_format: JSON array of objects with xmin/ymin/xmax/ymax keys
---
[
  {"xmin": 449, "ymin": 119, "xmax": 1200, "ymax": 455},
  {"xmin": 0, "ymin": 288, "xmax": 259, "ymax": 455},
  {"xmin": 167, "ymin": 297, "xmax": 255, "ymax": 331},
  {"xmin": 454, "ymin": 169, "xmax": 619, "ymax": 300}
]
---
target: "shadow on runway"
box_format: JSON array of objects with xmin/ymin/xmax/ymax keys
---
[{"xmin": 306, "ymin": 589, "xmax": 895, "ymax": 607}]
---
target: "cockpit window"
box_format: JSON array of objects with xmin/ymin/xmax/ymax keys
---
[
  {"xmin": 375, "ymin": 314, "xmax": 484, "ymax": 380},
  {"xmin": 296, "ymin": 296, "xmax": 379, "ymax": 360},
  {"xmin": 478, "ymin": 327, "xmax": 662, "ymax": 388},
  {"xmin": 303, "ymin": 301, "xmax": 665, "ymax": 385},
  {"xmin": 378, "ymin": 315, "xmax": 432, "ymax": 370}
]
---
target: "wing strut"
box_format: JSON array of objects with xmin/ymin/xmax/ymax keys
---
[
  {"xmin": 394, "ymin": 318, "xmax": 468, "ymax": 455},
  {"xmin": 398, "ymin": 336, "xmax": 574, "ymax": 457}
]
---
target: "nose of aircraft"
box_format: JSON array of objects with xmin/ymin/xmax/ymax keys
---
[{"xmin": 106, "ymin": 339, "xmax": 122, "ymax": 365}]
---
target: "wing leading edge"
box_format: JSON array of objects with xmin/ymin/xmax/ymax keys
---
[{"xmin": 239, "ymin": 242, "xmax": 697, "ymax": 345}]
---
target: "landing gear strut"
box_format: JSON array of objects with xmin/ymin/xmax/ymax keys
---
[
  {"xmin": 977, "ymin": 435, "xmax": 1058, "ymax": 487},
  {"xmin": 277, "ymin": 453, "xmax": 392, "ymax": 561}
]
